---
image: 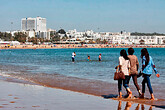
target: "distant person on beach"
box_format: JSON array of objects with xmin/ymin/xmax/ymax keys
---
[
  {"xmin": 87, "ymin": 56, "xmax": 91, "ymax": 61},
  {"xmin": 72, "ymin": 52, "xmax": 76, "ymax": 62},
  {"xmin": 118, "ymin": 49, "xmax": 132, "ymax": 98},
  {"xmin": 139, "ymin": 48, "xmax": 160, "ymax": 100},
  {"xmin": 99, "ymin": 54, "xmax": 102, "ymax": 61},
  {"xmin": 127, "ymin": 48, "xmax": 142, "ymax": 96}
]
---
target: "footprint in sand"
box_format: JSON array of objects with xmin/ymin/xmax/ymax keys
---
[
  {"xmin": 10, "ymin": 101, "xmax": 16, "ymax": 103},
  {"xmin": 14, "ymin": 97, "xmax": 19, "ymax": 99},
  {"xmin": 2, "ymin": 104, "xmax": 8, "ymax": 105},
  {"xmin": 15, "ymin": 107, "xmax": 25, "ymax": 108},
  {"xmin": 32, "ymin": 106, "xmax": 40, "ymax": 107},
  {"xmin": 0, "ymin": 106, "xmax": 4, "ymax": 108}
]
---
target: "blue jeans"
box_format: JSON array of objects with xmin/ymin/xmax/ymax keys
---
[
  {"xmin": 118, "ymin": 76, "xmax": 130, "ymax": 92},
  {"xmin": 142, "ymin": 74, "xmax": 153, "ymax": 94},
  {"xmin": 127, "ymin": 74, "xmax": 141, "ymax": 91}
]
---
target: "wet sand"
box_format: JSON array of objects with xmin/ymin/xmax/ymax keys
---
[
  {"xmin": 1, "ymin": 73, "xmax": 165, "ymax": 109},
  {"xmin": 0, "ymin": 80, "xmax": 162, "ymax": 110}
]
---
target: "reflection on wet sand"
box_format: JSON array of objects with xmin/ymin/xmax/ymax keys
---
[{"xmin": 117, "ymin": 101, "xmax": 153, "ymax": 110}]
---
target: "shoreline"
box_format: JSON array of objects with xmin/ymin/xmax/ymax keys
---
[
  {"xmin": 0, "ymin": 78, "xmax": 164, "ymax": 110},
  {"xmin": 1, "ymin": 73, "xmax": 165, "ymax": 109},
  {"xmin": 0, "ymin": 44, "xmax": 165, "ymax": 50},
  {"xmin": 1, "ymin": 79, "xmax": 162, "ymax": 110}
]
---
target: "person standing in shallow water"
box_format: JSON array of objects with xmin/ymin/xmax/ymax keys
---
[
  {"xmin": 99, "ymin": 54, "xmax": 102, "ymax": 61},
  {"xmin": 87, "ymin": 56, "xmax": 91, "ymax": 61},
  {"xmin": 127, "ymin": 48, "xmax": 142, "ymax": 96},
  {"xmin": 139, "ymin": 48, "xmax": 160, "ymax": 100},
  {"xmin": 118, "ymin": 49, "xmax": 132, "ymax": 98},
  {"xmin": 72, "ymin": 52, "xmax": 76, "ymax": 62}
]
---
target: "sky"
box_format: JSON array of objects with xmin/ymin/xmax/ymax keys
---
[{"xmin": 0, "ymin": 0, "xmax": 165, "ymax": 33}]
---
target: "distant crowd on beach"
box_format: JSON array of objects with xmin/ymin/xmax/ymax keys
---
[
  {"xmin": 71, "ymin": 47, "xmax": 160, "ymax": 100},
  {"xmin": 0, "ymin": 44, "xmax": 165, "ymax": 49}
]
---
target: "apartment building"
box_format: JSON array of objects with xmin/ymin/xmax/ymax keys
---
[{"xmin": 21, "ymin": 17, "xmax": 49, "ymax": 40}]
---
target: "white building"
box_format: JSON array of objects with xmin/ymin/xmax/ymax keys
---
[
  {"xmin": 21, "ymin": 18, "xmax": 36, "ymax": 31},
  {"xmin": 21, "ymin": 17, "xmax": 46, "ymax": 32},
  {"xmin": 65, "ymin": 29, "xmax": 101, "ymax": 43},
  {"xmin": 21, "ymin": 17, "xmax": 49, "ymax": 40},
  {"xmin": 128, "ymin": 35, "xmax": 165, "ymax": 45}
]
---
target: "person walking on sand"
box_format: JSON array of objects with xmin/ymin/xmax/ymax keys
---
[
  {"xmin": 72, "ymin": 52, "xmax": 76, "ymax": 62},
  {"xmin": 127, "ymin": 48, "xmax": 142, "ymax": 96},
  {"xmin": 117, "ymin": 49, "xmax": 132, "ymax": 98},
  {"xmin": 139, "ymin": 48, "xmax": 160, "ymax": 100},
  {"xmin": 99, "ymin": 54, "xmax": 102, "ymax": 61}
]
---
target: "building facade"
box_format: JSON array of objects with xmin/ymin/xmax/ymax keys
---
[{"xmin": 21, "ymin": 17, "xmax": 49, "ymax": 40}]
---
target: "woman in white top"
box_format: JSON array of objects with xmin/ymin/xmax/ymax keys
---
[{"xmin": 118, "ymin": 49, "xmax": 132, "ymax": 98}]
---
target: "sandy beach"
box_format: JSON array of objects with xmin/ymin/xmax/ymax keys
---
[
  {"xmin": 0, "ymin": 73, "xmax": 164, "ymax": 110},
  {"xmin": 0, "ymin": 44, "xmax": 165, "ymax": 50},
  {"xmin": 0, "ymin": 79, "xmax": 163, "ymax": 110}
]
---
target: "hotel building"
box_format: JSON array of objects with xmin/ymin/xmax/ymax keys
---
[{"xmin": 21, "ymin": 17, "xmax": 49, "ymax": 40}]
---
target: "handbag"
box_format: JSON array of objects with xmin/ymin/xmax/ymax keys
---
[{"xmin": 114, "ymin": 65, "xmax": 125, "ymax": 80}]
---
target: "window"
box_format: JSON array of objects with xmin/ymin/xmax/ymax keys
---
[{"xmin": 151, "ymin": 36, "xmax": 155, "ymax": 39}]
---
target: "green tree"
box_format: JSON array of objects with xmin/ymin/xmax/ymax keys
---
[
  {"xmin": 28, "ymin": 37, "xmax": 38, "ymax": 44},
  {"xmin": 96, "ymin": 38, "xmax": 101, "ymax": 44},
  {"xmin": 0, "ymin": 32, "xmax": 13, "ymax": 41},
  {"xmin": 58, "ymin": 29, "xmax": 66, "ymax": 34},
  {"xmin": 14, "ymin": 32, "xmax": 27, "ymax": 43}
]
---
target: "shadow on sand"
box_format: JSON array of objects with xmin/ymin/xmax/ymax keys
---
[
  {"xmin": 101, "ymin": 94, "xmax": 165, "ymax": 109},
  {"xmin": 101, "ymin": 94, "xmax": 129, "ymax": 99}
]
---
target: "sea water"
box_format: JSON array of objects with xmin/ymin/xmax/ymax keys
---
[{"xmin": 0, "ymin": 48, "xmax": 164, "ymax": 85}]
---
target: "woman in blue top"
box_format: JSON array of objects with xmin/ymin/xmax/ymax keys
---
[{"xmin": 140, "ymin": 48, "xmax": 160, "ymax": 100}]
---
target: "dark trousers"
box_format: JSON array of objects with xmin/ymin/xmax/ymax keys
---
[
  {"xmin": 72, "ymin": 57, "xmax": 75, "ymax": 62},
  {"xmin": 142, "ymin": 74, "xmax": 153, "ymax": 94},
  {"xmin": 118, "ymin": 76, "xmax": 130, "ymax": 92},
  {"xmin": 127, "ymin": 74, "xmax": 141, "ymax": 91}
]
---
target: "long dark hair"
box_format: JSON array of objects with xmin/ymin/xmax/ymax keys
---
[
  {"xmin": 120, "ymin": 49, "xmax": 129, "ymax": 60},
  {"xmin": 141, "ymin": 48, "xmax": 150, "ymax": 66}
]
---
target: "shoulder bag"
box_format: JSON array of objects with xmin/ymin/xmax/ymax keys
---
[{"xmin": 114, "ymin": 65, "xmax": 125, "ymax": 80}]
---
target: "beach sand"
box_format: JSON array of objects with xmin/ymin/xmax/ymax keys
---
[
  {"xmin": 0, "ymin": 44, "xmax": 165, "ymax": 50},
  {"xmin": 0, "ymin": 79, "xmax": 164, "ymax": 110}
]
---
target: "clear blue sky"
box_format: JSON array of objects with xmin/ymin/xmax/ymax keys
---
[{"xmin": 0, "ymin": 0, "xmax": 165, "ymax": 33}]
